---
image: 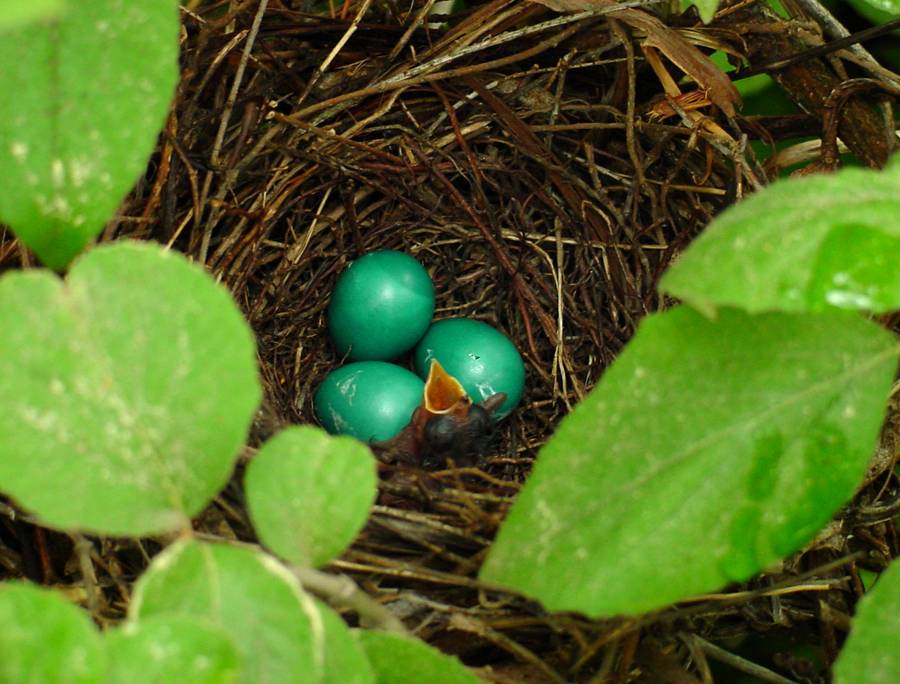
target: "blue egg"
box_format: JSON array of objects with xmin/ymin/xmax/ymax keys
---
[
  {"xmin": 314, "ymin": 362, "xmax": 424, "ymax": 442},
  {"xmin": 414, "ymin": 318, "xmax": 525, "ymax": 420},
  {"xmin": 328, "ymin": 251, "xmax": 435, "ymax": 361}
]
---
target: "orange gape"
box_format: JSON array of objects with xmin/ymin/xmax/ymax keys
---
[
  {"xmin": 423, "ymin": 359, "xmax": 471, "ymax": 417},
  {"xmin": 373, "ymin": 360, "xmax": 506, "ymax": 470}
]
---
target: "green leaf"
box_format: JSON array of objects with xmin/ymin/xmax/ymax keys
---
[
  {"xmin": 245, "ymin": 426, "xmax": 377, "ymax": 567},
  {"xmin": 806, "ymin": 224, "xmax": 900, "ymax": 311},
  {"xmin": 356, "ymin": 630, "xmax": 480, "ymax": 684},
  {"xmin": 766, "ymin": 0, "xmax": 790, "ymax": 18},
  {"xmin": 680, "ymin": 0, "xmax": 720, "ymax": 22},
  {"xmin": 0, "ymin": 242, "xmax": 261, "ymax": 535},
  {"xmin": 0, "ymin": 582, "xmax": 104, "ymax": 683},
  {"xmin": 660, "ymin": 162, "xmax": 900, "ymax": 315},
  {"xmin": 834, "ymin": 561, "xmax": 900, "ymax": 684},
  {"xmin": 104, "ymin": 615, "xmax": 242, "ymax": 684},
  {"xmin": 0, "ymin": 0, "xmax": 179, "ymax": 269},
  {"xmin": 132, "ymin": 539, "xmax": 374, "ymax": 684},
  {"xmin": 316, "ymin": 600, "xmax": 377, "ymax": 684},
  {"xmin": 480, "ymin": 306, "xmax": 897, "ymax": 617},
  {"xmin": 0, "ymin": 0, "xmax": 65, "ymax": 29},
  {"xmin": 846, "ymin": 0, "xmax": 900, "ymax": 28},
  {"xmin": 858, "ymin": 568, "xmax": 879, "ymax": 592},
  {"xmin": 862, "ymin": 0, "xmax": 900, "ymax": 13}
]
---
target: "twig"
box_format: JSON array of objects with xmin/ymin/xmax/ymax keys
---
[
  {"xmin": 691, "ymin": 635, "xmax": 799, "ymax": 684},
  {"xmin": 199, "ymin": 0, "xmax": 269, "ymax": 263},
  {"xmin": 296, "ymin": 0, "xmax": 374, "ymax": 107},
  {"xmin": 449, "ymin": 613, "xmax": 568, "ymax": 684},
  {"xmin": 73, "ymin": 534, "xmax": 101, "ymax": 616},
  {"xmin": 292, "ymin": 565, "xmax": 409, "ymax": 634},
  {"xmin": 388, "ymin": 0, "xmax": 440, "ymax": 62},
  {"xmin": 295, "ymin": 0, "xmax": 661, "ymax": 123},
  {"xmin": 787, "ymin": 0, "xmax": 900, "ymax": 89},
  {"xmin": 738, "ymin": 17, "xmax": 900, "ymax": 84},
  {"xmin": 191, "ymin": 532, "xmax": 408, "ymax": 633},
  {"xmin": 610, "ymin": 19, "xmax": 644, "ymax": 222},
  {"xmin": 820, "ymin": 78, "xmax": 900, "ymax": 170}
]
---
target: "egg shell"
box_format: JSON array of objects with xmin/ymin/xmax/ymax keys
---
[
  {"xmin": 328, "ymin": 251, "xmax": 435, "ymax": 361},
  {"xmin": 314, "ymin": 362, "xmax": 424, "ymax": 442},
  {"xmin": 414, "ymin": 318, "xmax": 525, "ymax": 420}
]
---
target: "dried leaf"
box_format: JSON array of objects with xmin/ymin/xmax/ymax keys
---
[{"xmin": 528, "ymin": 0, "xmax": 741, "ymax": 116}]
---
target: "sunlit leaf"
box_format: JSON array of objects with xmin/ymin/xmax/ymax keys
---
[
  {"xmin": 0, "ymin": 0, "xmax": 179, "ymax": 268},
  {"xmin": 0, "ymin": 0, "xmax": 65, "ymax": 29},
  {"xmin": 680, "ymin": 0, "xmax": 719, "ymax": 22},
  {"xmin": 104, "ymin": 615, "xmax": 242, "ymax": 684},
  {"xmin": 661, "ymin": 161, "xmax": 900, "ymax": 315},
  {"xmin": 0, "ymin": 582, "xmax": 103, "ymax": 684},
  {"xmin": 356, "ymin": 630, "xmax": 480, "ymax": 684},
  {"xmin": 0, "ymin": 242, "xmax": 261, "ymax": 535},
  {"xmin": 132, "ymin": 540, "xmax": 373, "ymax": 684},
  {"xmin": 834, "ymin": 560, "xmax": 900, "ymax": 684},
  {"xmin": 246, "ymin": 426, "xmax": 377, "ymax": 567},
  {"xmin": 481, "ymin": 306, "xmax": 897, "ymax": 617},
  {"xmin": 845, "ymin": 0, "xmax": 900, "ymax": 28}
]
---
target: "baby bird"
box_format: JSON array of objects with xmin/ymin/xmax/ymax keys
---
[{"xmin": 373, "ymin": 360, "xmax": 506, "ymax": 469}]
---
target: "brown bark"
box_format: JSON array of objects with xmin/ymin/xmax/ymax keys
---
[{"xmin": 719, "ymin": 1, "xmax": 896, "ymax": 168}]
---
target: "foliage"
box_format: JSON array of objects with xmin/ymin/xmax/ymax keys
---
[
  {"xmin": 0, "ymin": 242, "xmax": 261, "ymax": 535},
  {"xmin": 481, "ymin": 158, "xmax": 898, "ymax": 619},
  {"xmin": 480, "ymin": 306, "xmax": 896, "ymax": 615},
  {"xmin": 245, "ymin": 426, "xmax": 377, "ymax": 568},
  {"xmin": 660, "ymin": 161, "xmax": 900, "ymax": 315},
  {"xmin": 0, "ymin": 583, "xmax": 104, "ymax": 684},
  {"xmin": 0, "ymin": 0, "xmax": 897, "ymax": 680},
  {"xmin": 131, "ymin": 539, "xmax": 374, "ymax": 684},
  {"xmin": 0, "ymin": 0, "xmax": 178, "ymax": 269},
  {"xmin": 104, "ymin": 615, "xmax": 242, "ymax": 684},
  {"xmin": 0, "ymin": 0, "xmax": 65, "ymax": 29},
  {"xmin": 845, "ymin": 0, "xmax": 900, "ymax": 28},
  {"xmin": 834, "ymin": 561, "xmax": 900, "ymax": 684},
  {"xmin": 681, "ymin": 0, "xmax": 720, "ymax": 22},
  {"xmin": 356, "ymin": 630, "xmax": 481, "ymax": 684}
]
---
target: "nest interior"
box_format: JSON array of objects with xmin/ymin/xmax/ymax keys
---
[{"xmin": 2, "ymin": 1, "xmax": 898, "ymax": 682}]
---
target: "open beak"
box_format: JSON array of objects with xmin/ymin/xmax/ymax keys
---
[
  {"xmin": 423, "ymin": 359, "xmax": 470, "ymax": 418},
  {"xmin": 371, "ymin": 359, "xmax": 507, "ymax": 469}
]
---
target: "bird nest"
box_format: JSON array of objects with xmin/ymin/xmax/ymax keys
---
[{"xmin": 2, "ymin": 1, "xmax": 897, "ymax": 681}]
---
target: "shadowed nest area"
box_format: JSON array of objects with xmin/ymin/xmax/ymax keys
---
[{"xmin": 2, "ymin": 0, "xmax": 899, "ymax": 682}]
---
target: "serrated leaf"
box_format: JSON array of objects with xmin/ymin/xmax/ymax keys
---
[
  {"xmin": 480, "ymin": 306, "xmax": 897, "ymax": 617},
  {"xmin": 660, "ymin": 161, "xmax": 900, "ymax": 315},
  {"xmin": 104, "ymin": 615, "xmax": 242, "ymax": 684},
  {"xmin": 0, "ymin": 582, "xmax": 104, "ymax": 684},
  {"xmin": 245, "ymin": 426, "xmax": 377, "ymax": 568},
  {"xmin": 0, "ymin": 242, "xmax": 261, "ymax": 535},
  {"xmin": 834, "ymin": 560, "xmax": 900, "ymax": 684},
  {"xmin": 0, "ymin": 0, "xmax": 179, "ymax": 269},
  {"xmin": 132, "ymin": 540, "xmax": 373, "ymax": 684},
  {"xmin": 0, "ymin": 0, "xmax": 65, "ymax": 29},
  {"xmin": 356, "ymin": 630, "xmax": 480, "ymax": 684},
  {"xmin": 680, "ymin": 0, "xmax": 720, "ymax": 22}
]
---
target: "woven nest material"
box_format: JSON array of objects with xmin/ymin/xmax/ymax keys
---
[{"xmin": 2, "ymin": 1, "xmax": 898, "ymax": 681}]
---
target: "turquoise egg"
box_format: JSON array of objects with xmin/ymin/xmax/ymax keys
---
[
  {"xmin": 314, "ymin": 362, "xmax": 424, "ymax": 442},
  {"xmin": 414, "ymin": 318, "xmax": 525, "ymax": 420},
  {"xmin": 328, "ymin": 251, "xmax": 435, "ymax": 361}
]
